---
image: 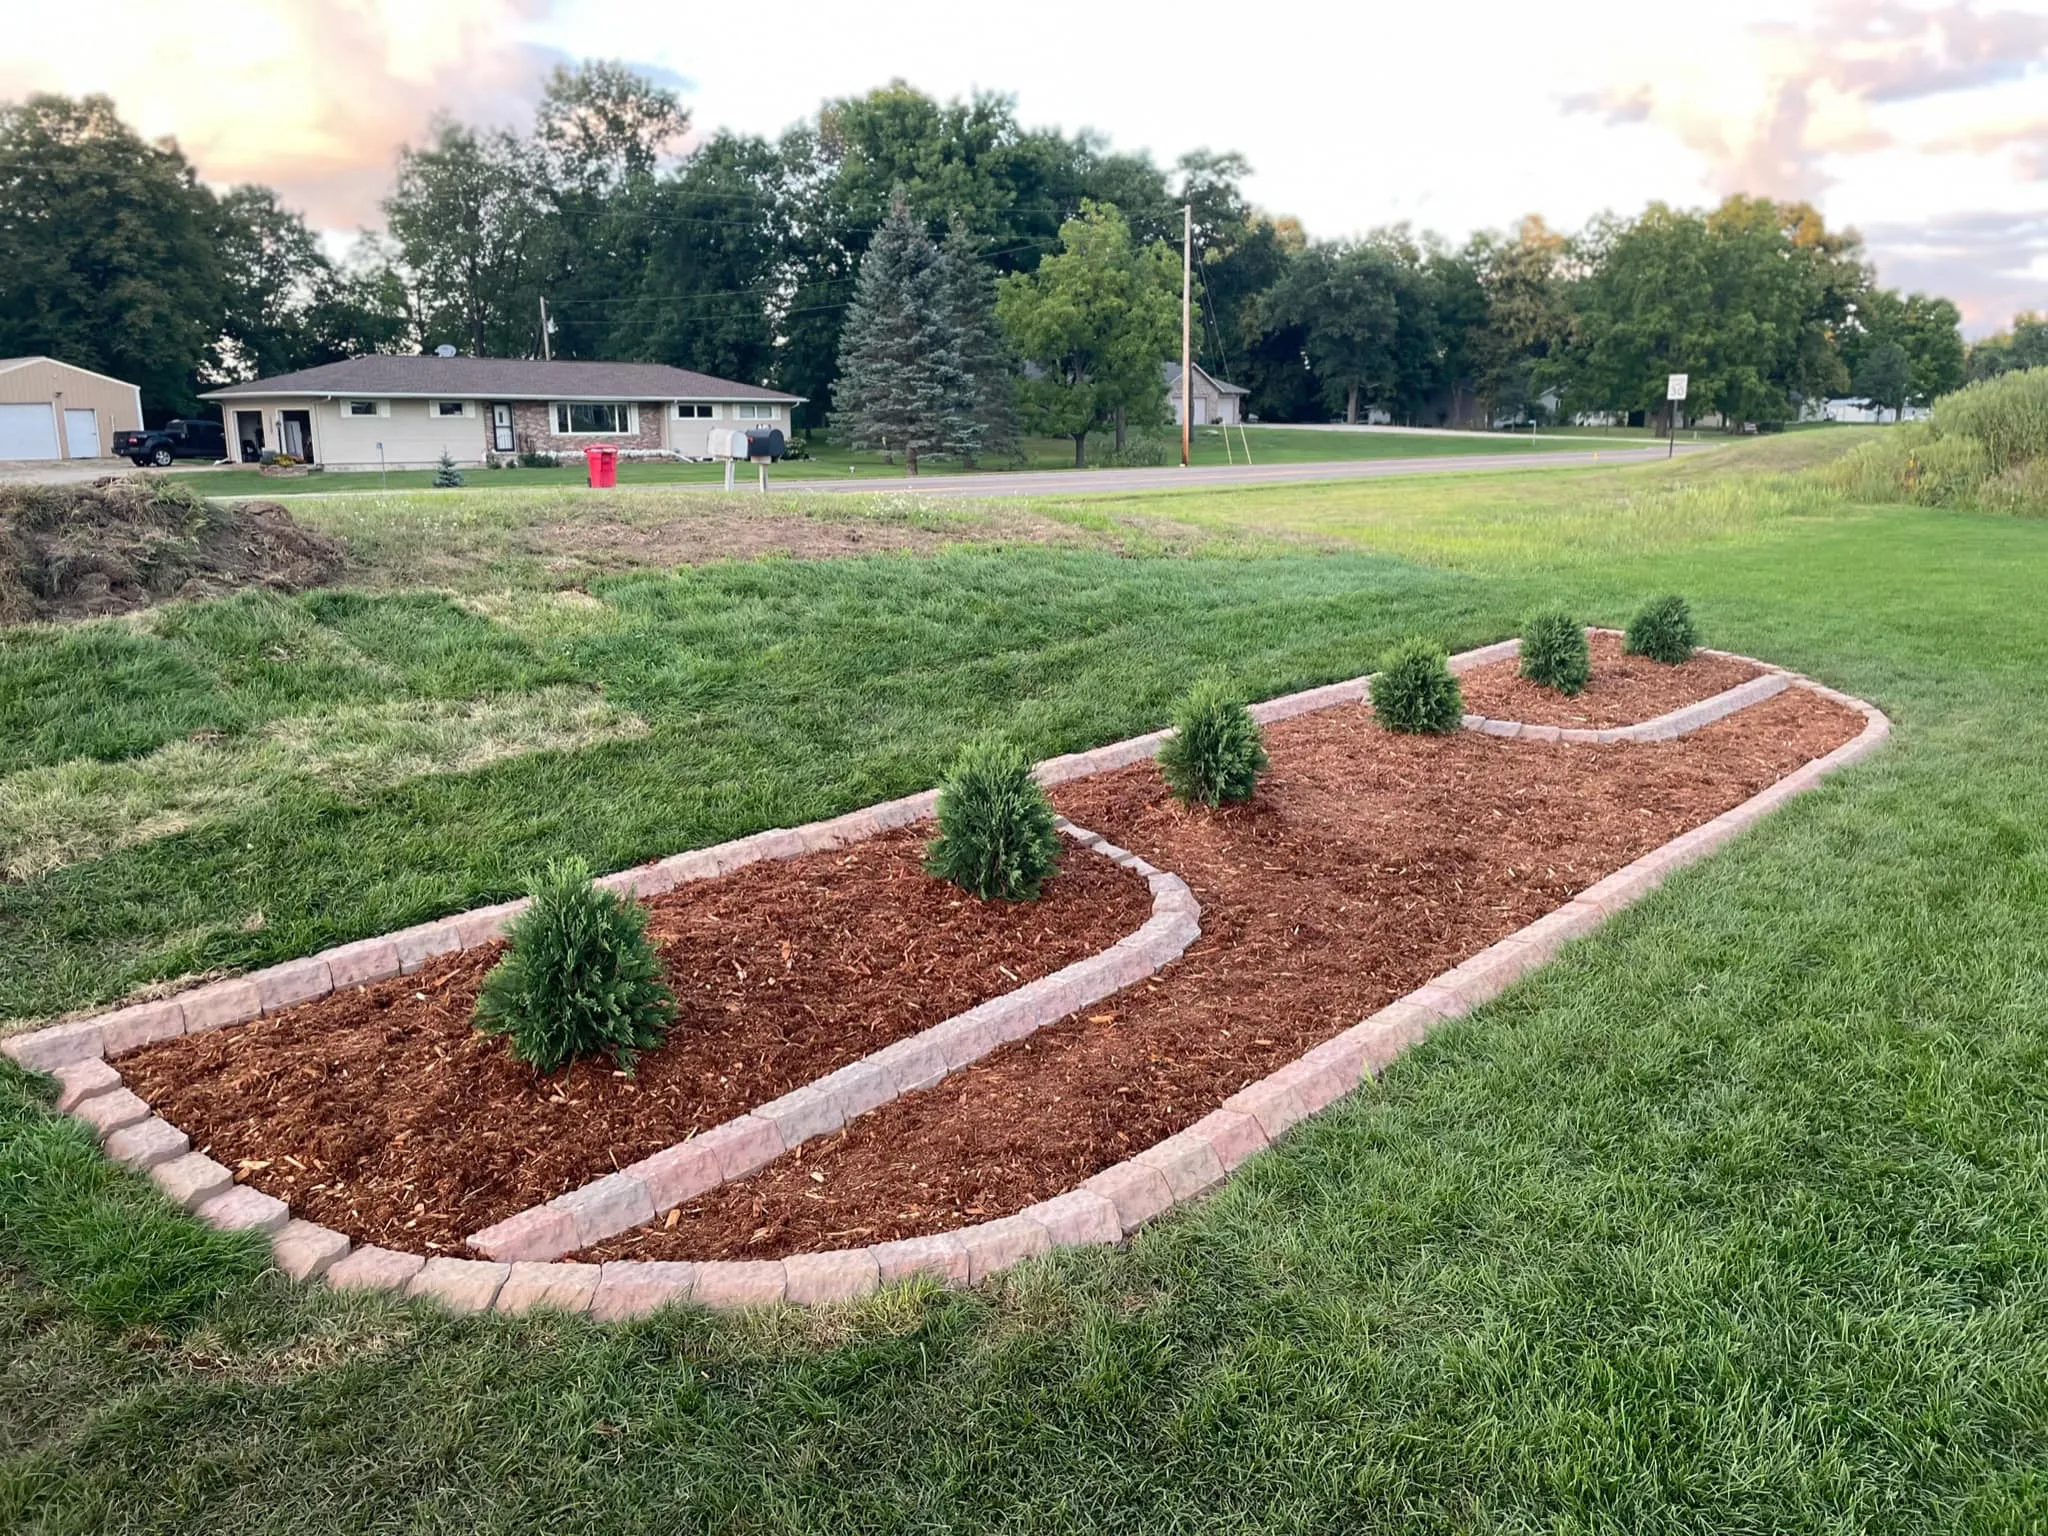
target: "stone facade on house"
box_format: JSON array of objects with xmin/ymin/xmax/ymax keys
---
[{"xmin": 507, "ymin": 401, "xmax": 667, "ymax": 459}]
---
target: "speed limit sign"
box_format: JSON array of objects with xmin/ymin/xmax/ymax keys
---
[{"xmin": 1667, "ymin": 373, "xmax": 1689, "ymax": 401}]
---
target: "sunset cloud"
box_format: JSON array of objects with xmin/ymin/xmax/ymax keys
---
[{"xmin": 1, "ymin": 0, "xmax": 563, "ymax": 226}]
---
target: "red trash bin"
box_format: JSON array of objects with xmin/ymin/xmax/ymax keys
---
[{"xmin": 584, "ymin": 444, "xmax": 619, "ymax": 488}]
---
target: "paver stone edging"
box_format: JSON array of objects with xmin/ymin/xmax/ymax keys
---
[
  {"xmin": 468, "ymin": 826, "xmax": 1200, "ymax": 1262},
  {"xmin": 4, "ymin": 637, "xmax": 1888, "ymax": 1323},
  {"xmin": 1453, "ymin": 630, "xmax": 1793, "ymax": 745}
]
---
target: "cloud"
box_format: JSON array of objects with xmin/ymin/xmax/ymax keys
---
[
  {"xmin": 1860, "ymin": 208, "xmax": 2048, "ymax": 325},
  {"xmin": 0, "ymin": 0, "xmax": 569, "ymax": 226},
  {"xmin": 1928, "ymin": 116, "xmax": 2048, "ymax": 179},
  {"xmin": 1565, "ymin": 1, "xmax": 2048, "ymax": 200}
]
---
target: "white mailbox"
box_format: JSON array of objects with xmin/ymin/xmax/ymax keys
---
[{"xmin": 705, "ymin": 427, "xmax": 749, "ymax": 459}]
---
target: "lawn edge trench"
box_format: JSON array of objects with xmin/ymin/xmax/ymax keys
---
[{"xmin": 7, "ymin": 635, "xmax": 1888, "ymax": 1318}]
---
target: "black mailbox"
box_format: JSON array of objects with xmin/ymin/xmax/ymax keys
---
[{"xmin": 745, "ymin": 427, "xmax": 786, "ymax": 461}]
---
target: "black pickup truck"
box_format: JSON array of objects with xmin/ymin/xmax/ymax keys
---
[{"xmin": 113, "ymin": 418, "xmax": 226, "ymax": 467}]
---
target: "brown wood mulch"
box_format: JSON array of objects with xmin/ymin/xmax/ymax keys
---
[
  {"xmin": 1456, "ymin": 631, "xmax": 1760, "ymax": 729},
  {"xmin": 577, "ymin": 688, "xmax": 1862, "ymax": 1264},
  {"xmin": 119, "ymin": 828, "xmax": 1153, "ymax": 1253}
]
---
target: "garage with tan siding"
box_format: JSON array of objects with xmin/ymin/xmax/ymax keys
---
[{"xmin": 0, "ymin": 357, "xmax": 144, "ymax": 462}]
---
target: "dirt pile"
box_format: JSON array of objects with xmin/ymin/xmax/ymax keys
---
[{"xmin": 0, "ymin": 477, "xmax": 346, "ymax": 625}]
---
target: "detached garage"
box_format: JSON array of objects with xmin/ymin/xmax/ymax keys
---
[{"xmin": 0, "ymin": 357, "xmax": 143, "ymax": 462}]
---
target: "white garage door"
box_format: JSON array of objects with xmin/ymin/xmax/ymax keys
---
[{"xmin": 0, "ymin": 402, "xmax": 60, "ymax": 461}]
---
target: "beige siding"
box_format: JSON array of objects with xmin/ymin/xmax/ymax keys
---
[
  {"xmin": 223, "ymin": 396, "xmax": 492, "ymax": 469},
  {"xmin": 0, "ymin": 358, "xmax": 143, "ymax": 459}
]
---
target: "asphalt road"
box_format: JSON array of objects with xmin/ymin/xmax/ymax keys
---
[{"xmin": 764, "ymin": 442, "xmax": 1706, "ymax": 499}]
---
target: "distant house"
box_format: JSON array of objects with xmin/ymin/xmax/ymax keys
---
[
  {"xmin": 1800, "ymin": 396, "xmax": 1929, "ymax": 425},
  {"xmin": 1163, "ymin": 361, "xmax": 1249, "ymax": 426},
  {"xmin": 200, "ymin": 356, "xmax": 805, "ymax": 470},
  {"xmin": 0, "ymin": 356, "xmax": 142, "ymax": 462}
]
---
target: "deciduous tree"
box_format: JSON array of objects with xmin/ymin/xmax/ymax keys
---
[
  {"xmin": 996, "ymin": 201, "xmax": 1180, "ymax": 465},
  {"xmin": 0, "ymin": 94, "xmax": 223, "ymax": 413}
]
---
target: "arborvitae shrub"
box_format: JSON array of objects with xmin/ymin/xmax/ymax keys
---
[
  {"xmin": 474, "ymin": 859, "xmax": 675, "ymax": 1073},
  {"xmin": 1369, "ymin": 639, "xmax": 1464, "ymax": 733},
  {"xmin": 1519, "ymin": 609, "xmax": 1590, "ymax": 694},
  {"xmin": 924, "ymin": 736, "xmax": 1063, "ymax": 901},
  {"xmin": 433, "ymin": 452, "xmax": 465, "ymax": 488},
  {"xmin": 1158, "ymin": 675, "xmax": 1269, "ymax": 807},
  {"xmin": 1623, "ymin": 594, "xmax": 1698, "ymax": 664}
]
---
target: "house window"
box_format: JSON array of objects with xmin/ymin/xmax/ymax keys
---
[
  {"xmin": 433, "ymin": 401, "xmax": 468, "ymax": 418},
  {"xmin": 734, "ymin": 404, "xmax": 776, "ymax": 420},
  {"xmin": 552, "ymin": 402, "xmax": 634, "ymax": 434},
  {"xmin": 676, "ymin": 403, "xmax": 714, "ymax": 419},
  {"xmin": 343, "ymin": 400, "xmax": 383, "ymax": 417}
]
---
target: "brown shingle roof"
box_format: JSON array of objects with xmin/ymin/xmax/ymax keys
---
[{"xmin": 201, "ymin": 356, "xmax": 803, "ymax": 402}]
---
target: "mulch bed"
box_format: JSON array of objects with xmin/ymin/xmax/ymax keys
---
[
  {"xmin": 1455, "ymin": 632, "xmax": 1760, "ymax": 729},
  {"xmin": 579, "ymin": 687, "xmax": 1862, "ymax": 1263},
  {"xmin": 120, "ymin": 828, "xmax": 1152, "ymax": 1252}
]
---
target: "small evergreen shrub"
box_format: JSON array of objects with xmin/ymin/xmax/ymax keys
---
[
  {"xmin": 1519, "ymin": 609, "xmax": 1590, "ymax": 694},
  {"xmin": 1158, "ymin": 675, "xmax": 1268, "ymax": 807},
  {"xmin": 924, "ymin": 736, "xmax": 1063, "ymax": 901},
  {"xmin": 433, "ymin": 452, "xmax": 465, "ymax": 488},
  {"xmin": 1369, "ymin": 639, "xmax": 1464, "ymax": 733},
  {"xmin": 474, "ymin": 859, "xmax": 676, "ymax": 1074},
  {"xmin": 1624, "ymin": 594, "xmax": 1698, "ymax": 664}
]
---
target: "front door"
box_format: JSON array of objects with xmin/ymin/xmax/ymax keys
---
[
  {"xmin": 62, "ymin": 408, "xmax": 101, "ymax": 458},
  {"xmin": 491, "ymin": 403, "xmax": 514, "ymax": 453},
  {"xmin": 279, "ymin": 410, "xmax": 313, "ymax": 463},
  {"xmin": 235, "ymin": 410, "xmax": 265, "ymax": 463}
]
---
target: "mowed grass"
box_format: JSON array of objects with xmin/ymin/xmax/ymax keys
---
[
  {"xmin": 167, "ymin": 422, "xmax": 1590, "ymax": 498},
  {"xmin": 4, "ymin": 444, "xmax": 2048, "ymax": 1531}
]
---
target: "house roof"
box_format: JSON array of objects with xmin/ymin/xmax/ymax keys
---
[
  {"xmin": 201, "ymin": 356, "xmax": 804, "ymax": 403},
  {"xmin": 1162, "ymin": 360, "xmax": 1249, "ymax": 395},
  {"xmin": 0, "ymin": 355, "xmax": 143, "ymax": 392}
]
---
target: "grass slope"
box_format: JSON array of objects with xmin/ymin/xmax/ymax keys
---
[{"xmin": 4, "ymin": 444, "xmax": 2047, "ymax": 1532}]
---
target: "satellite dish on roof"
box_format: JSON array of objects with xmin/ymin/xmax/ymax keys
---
[{"xmin": 434, "ymin": 344, "xmax": 457, "ymax": 358}]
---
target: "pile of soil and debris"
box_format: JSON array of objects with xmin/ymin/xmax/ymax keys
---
[{"xmin": 0, "ymin": 477, "xmax": 345, "ymax": 624}]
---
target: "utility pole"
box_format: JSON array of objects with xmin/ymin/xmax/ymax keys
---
[
  {"xmin": 1181, "ymin": 204, "xmax": 1192, "ymax": 469},
  {"xmin": 540, "ymin": 296, "xmax": 552, "ymax": 361}
]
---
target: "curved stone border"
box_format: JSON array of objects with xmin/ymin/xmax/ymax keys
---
[
  {"xmin": 1456, "ymin": 629, "xmax": 1793, "ymax": 744},
  {"xmin": 6, "ymin": 640, "xmax": 1890, "ymax": 1321},
  {"xmin": 467, "ymin": 826, "xmax": 1198, "ymax": 1262}
]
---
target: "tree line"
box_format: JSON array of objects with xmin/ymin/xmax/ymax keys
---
[{"xmin": 0, "ymin": 69, "xmax": 2016, "ymax": 436}]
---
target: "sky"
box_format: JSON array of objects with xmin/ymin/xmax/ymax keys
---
[{"xmin": 6, "ymin": 0, "xmax": 2046, "ymax": 333}]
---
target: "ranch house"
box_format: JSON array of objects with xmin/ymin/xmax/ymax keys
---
[{"xmin": 201, "ymin": 356, "xmax": 805, "ymax": 470}]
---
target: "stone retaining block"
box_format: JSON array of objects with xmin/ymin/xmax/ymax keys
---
[
  {"xmin": 407, "ymin": 1257, "xmax": 509, "ymax": 1314},
  {"xmin": 590, "ymin": 1262, "xmax": 695, "ymax": 1321},
  {"xmin": 271, "ymin": 1220, "xmax": 352, "ymax": 1281},
  {"xmin": 198, "ymin": 1185, "xmax": 290, "ymax": 1234},
  {"xmin": 104, "ymin": 1117, "xmax": 189, "ymax": 1170},
  {"xmin": 151, "ymin": 1153, "xmax": 233, "ymax": 1211},
  {"xmin": 783, "ymin": 1249, "xmax": 881, "ymax": 1305},
  {"xmin": 74, "ymin": 1087, "xmax": 150, "ymax": 1137},
  {"xmin": 98, "ymin": 1000, "xmax": 186, "ymax": 1056},
  {"xmin": 496, "ymin": 1260, "xmax": 600, "ymax": 1315},
  {"xmin": 326, "ymin": 1245, "xmax": 426, "ymax": 1293},
  {"xmin": 50, "ymin": 1058, "xmax": 119, "ymax": 1113}
]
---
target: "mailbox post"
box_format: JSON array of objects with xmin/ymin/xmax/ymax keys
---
[{"xmin": 709, "ymin": 425, "xmax": 787, "ymax": 490}]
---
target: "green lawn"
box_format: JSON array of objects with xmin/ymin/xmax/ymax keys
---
[
  {"xmin": 166, "ymin": 423, "xmax": 1591, "ymax": 498},
  {"xmin": 4, "ymin": 440, "xmax": 2047, "ymax": 1531}
]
